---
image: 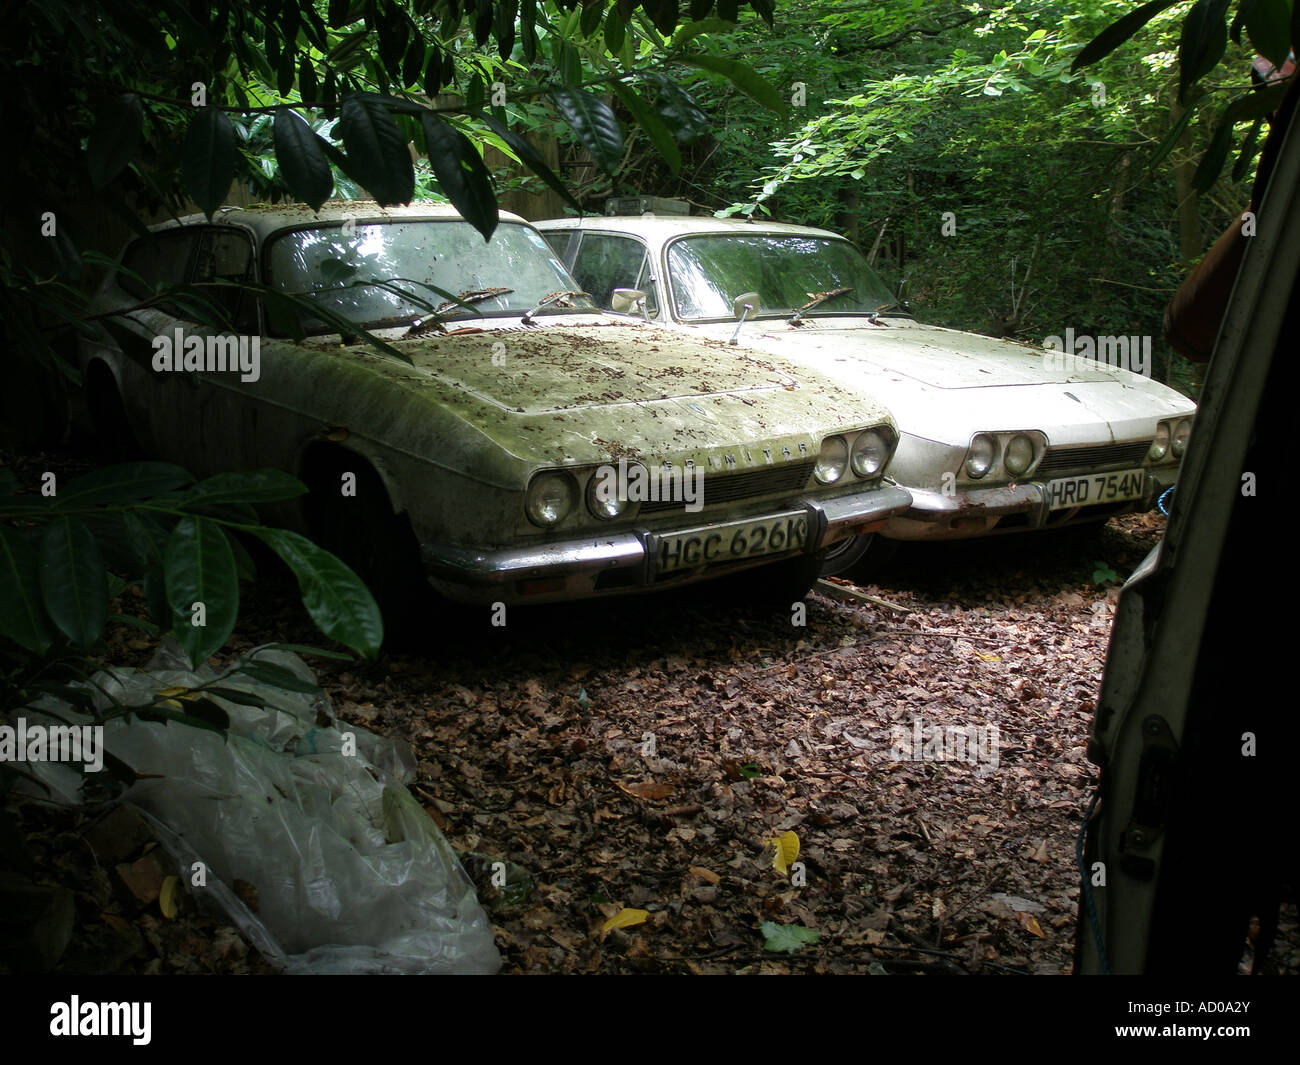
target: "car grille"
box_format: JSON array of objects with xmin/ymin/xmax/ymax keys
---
[
  {"xmin": 639, "ymin": 460, "xmax": 814, "ymax": 514},
  {"xmin": 1036, "ymin": 441, "xmax": 1151, "ymax": 477}
]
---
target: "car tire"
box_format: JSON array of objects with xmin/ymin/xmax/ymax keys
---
[
  {"xmin": 723, "ymin": 550, "xmax": 826, "ymax": 611},
  {"xmin": 85, "ymin": 362, "xmax": 142, "ymax": 459},
  {"xmin": 819, "ymin": 532, "xmax": 898, "ymax": 583},
  {"xmin": 301, "ymin": 451, "xmax": 436, "ymax": 645}
]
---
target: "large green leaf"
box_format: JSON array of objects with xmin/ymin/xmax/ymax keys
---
[
  {"xmin": 480, "ymin": 114, "xmax": 583, "ymax": 214},
  {"xmin": 0, "ymin": 525, "xmax": 53, "ymax": 653},
  {"xmin": 613, "ymin": 82, "xmax": 682, "ymax": 174},
  {"xmin": 1072, "ymin": 0, "xmax": 1182, "ymax": 70},
  {"xmin": 38, "ymin": 517, "xmax": 108, "ymax": 649},
  {"xmin": 421, "ymin": 115, "xmax": 499, "ymax": 241},
  {"xmin": 235, "ymin": 658, "xmax": 323, "ymax": 694},
  {"xmin": 1193, "ymin": 119, "xmax": 1234, "ymax": 190},
  {"xmin": 1245, "ymin": 0, "xmax": 1293, "ymax": 67},
  {"xmin": 54, "ymin": 462, "xmax": 194, "ymax": 509},
  {"xmin": 338, "ymin": 93, "xmax": 415, "ymax": 205},
  {"xmin": 87, "ymin": 94, "xmax": 144, "ymax": 189},
  {"xmin": 177, "ymin": 469, "xmax": 308, "ymax": 509},
  {"xmin": 1179, "ymin": 0, "xmax": 1232, "ymax": 102},
  {"xmin": 257, "ymin": 527, "xmax": 384, "ymax": 658},
  {"xmin": 677, "ymin": 54, "xmax": 785, "ymax": 113},
  {"xmin": 183, "ymin": 107, "xmax": 237, "ymax": 220},
  {"xmin": 164, "ymin": 516, "xmax": 239, "ymax": 667},
  {"xmin": 248, "ymin": 527, "xmax": 383, "ymax": 658},
  {"xmin": 551, "ymin": 87, "xmax": 625, "ymax": 175},
  {"xmin": 274, "ymin": 108, "xmax": 334, "ymax": 211}
]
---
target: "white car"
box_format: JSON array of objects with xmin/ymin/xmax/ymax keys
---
[{"xmin": 538, "ymin": 211, "xmax": 1197, "ymax": 575}]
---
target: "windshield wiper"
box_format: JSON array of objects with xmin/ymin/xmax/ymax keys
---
[
  {"xmin": 788, "ymin": 286, "xmax": 854, "ymax": 325},
  {"xmin": 434, "ymin": 287, "xmax": 514, "ymax": 316},
  {"xmin": 865, "ymin": 300, "xmax": 913, "ymax": 324},
  {"xmin": 522, "ymin": 290, "xmax": 590, "ymax": 324}
]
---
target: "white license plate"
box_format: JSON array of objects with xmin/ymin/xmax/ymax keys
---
[
  {"xmin": 1046, "ymin": 469, "xmax": 1146, "ymax": 510},
  {"xmin": 653, "ymin": 512, "xmax": 810, "ymax": 574}
]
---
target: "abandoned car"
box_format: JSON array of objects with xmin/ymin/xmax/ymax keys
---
[
  {"xmin": 537, "ymin": 211, "xmax": 1198, "ymax": 575},
  {"xmin": 77, "ymin": 202, "xmax": 912, "ymax": 617}
]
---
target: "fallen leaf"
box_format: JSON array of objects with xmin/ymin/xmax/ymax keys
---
[
  {"xmin": 602, "ymin": 907, "xmax": 649, "ymax": 931},
  {"xmin": 1017, "ymin": 912, "xmax": 1046, "ymax": 938},
  {"xmin": 767, "ymin": 830, "xmax": 800, "ymax": 875},
  {"xmin": 159, "ymin": 876, "xmax": 179, "ymax": 919}
]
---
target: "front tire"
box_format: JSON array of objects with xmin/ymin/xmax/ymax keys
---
[
  {"xmin": 819, "ymin": 532, "xmax": 898, "ymax": 583},
  {"xmin": 302, "ymin": 452, "xmax": 435, "ymax": 645}
]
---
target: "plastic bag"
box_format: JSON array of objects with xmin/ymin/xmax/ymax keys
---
[{"xmin": 14, "ymin": 642, "xmax": 501, "ymax": 974}]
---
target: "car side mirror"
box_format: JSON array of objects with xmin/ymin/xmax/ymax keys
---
[
  {"xmin": 732, "ymin": 291, "xmax": 760, "ymax": 320},
  {"xmin": 611, "ymin": 288, "xmax": 649, "ymax": 321},
  {"xmin": 729, "ymin": 291, "xmax": 760, "ymax": 346}
]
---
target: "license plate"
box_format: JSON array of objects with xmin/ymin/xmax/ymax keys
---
[
  {"xmin": 653, "ymin": 512, "xmax": 809, "ymax": 574},
  {"xmin": 1046, "ymin": 469, "xmax": 1146, "ymax": 510}
]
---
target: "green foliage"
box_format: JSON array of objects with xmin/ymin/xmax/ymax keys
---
[
  {"xmin": 0, "ymin": 462, "xmax": 383, "ymax": 670},
  {"xmin": 1092, "ymin": 560, "xmax": 1120, "ymax": 585}
]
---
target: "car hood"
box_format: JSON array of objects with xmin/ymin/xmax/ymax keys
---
[
  {"xmin": 684, "ymin": 317, "xmax": 1195, "ymax": 444},
  {"xmin": 292, "ymin": 318, "xmax": 893, "ymax": 474}
]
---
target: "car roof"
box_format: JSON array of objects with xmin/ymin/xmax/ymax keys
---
[
  {"xmin": 535, "ymin": 214, "xmax": 848, "ymax": 243},
  {"xmin": 151, "ymin": 200, "xmax": 531, "ymax": 241}
]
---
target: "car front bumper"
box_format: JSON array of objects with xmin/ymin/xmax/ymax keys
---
[
  {"xmin": 422, "ymin": 483, "xmax": 912, "ymax": 604},
  {"xmin": 884, "ymin": 468, "xmax": 1179, "ymax": 541}
]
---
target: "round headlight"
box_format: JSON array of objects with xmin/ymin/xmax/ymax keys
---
[
  {"xmin": 586, "ymin": 464, "xmax": 635, "ymax": 521},
  {"xmin": 526, "ymin": 471, "xmax": 575, "ymax": 527},
  {"xmin": 965, "ymin": 433, "xmax": 996, "ymax": 479},
  {"xmin": 1149, "ymin": 423, "xmax": 1169, "ymax": 462},
  {"xmin": 850, "ymin": 428, "xmax": 890, "ymax": 478},
  {"xmin": 1172, "ymin": 419, "xmax": 1191, "ymax": 458},
  {"xmin": 1005, "ymin": 434, "xmax": 1034, "ymax": 476},
  {"xmin": 814, "ymin": 435, "xmax": 849, "ymax": 484}
]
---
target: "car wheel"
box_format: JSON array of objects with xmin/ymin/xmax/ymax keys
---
[
  {"xmin": 301, "ymin": 452, "xmax": 436, "ymax": 645},
  {"xmin": 85, "ymin": 362, "xmax": 142, "ymax": 459},
  {"xmin": 820, "ymin": 532, "xmax": 898, "ymax": 583},
  {"xmin": 720, "ymin": 550, "xmax": 826, "ymax": 611},
  {"xmin": 819, "ymin": 533, "xmax": 872, "ymax": 577}
]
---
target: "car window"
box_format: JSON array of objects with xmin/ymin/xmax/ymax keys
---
[
  {"xmin": 118, "ymin": 229, "xmax": 201, "ymax": 306},
  {"xmin": 666, "ymin": 234, "xmax": 895, "ymax": 320},
  {"xmin": 541, "ymin": 230, "xmax": 574, "ymax": 266},
  {"xmin": 192, "ymin": 229, "xmax": 256, "ymax": 332},
  {"xmin": 570, "ymin": 233, "xmax": 657, "ymax": 316},
  {"xmin": 264, "ymin": 219, "xmax": 594, "ymax": 334}
]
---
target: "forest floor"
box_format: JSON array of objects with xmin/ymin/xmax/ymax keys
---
[{"xmin": 5, "ymin": 445, "xmax": 1295, "ymax": 974}]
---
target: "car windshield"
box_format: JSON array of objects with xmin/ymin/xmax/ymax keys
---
[
  {"xmin": 666, "ymin": 234, "xmax": 897, "ymax": 321},
  {"xmin": 265, "ymin": 219, "xmax": 594, "ymax": 334}
]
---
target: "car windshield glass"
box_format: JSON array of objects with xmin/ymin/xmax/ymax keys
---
[
  {"xmin": 265, "ymin": 219, "xmax": 594, "ymax": 334},
  {"xmin": 666, "ymin": 234, "xmax": 896, "ymax": 321}
]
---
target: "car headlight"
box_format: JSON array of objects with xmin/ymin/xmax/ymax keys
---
[
  {"xmin": 1149, "ymin": 423, "xmax": 1170, "ymax": 462},
  {"xmin": 1004, "ymin": 433, "xmax": 1034, "ymax": 476},
  {"xmin": 965, "ymin": 433, "xmax": 996, "ymax": 479},
  {"xmin": 526, "ymin": 471, "xmax": 576, "ymax": 527},
  {"xmin": 850, "ymin": 428, "xmax": 890, "ymax": 478},
  {"xmin": 1172, "ymin": 418, "xmax": 1192, "ymax": 458},
  {"xmin": 586, "ymin": 465, "xmax": 636, "ymax": 520},
  {"xmin": 814, "ymin": 435, "xmax": 849, "ymax": 484}
]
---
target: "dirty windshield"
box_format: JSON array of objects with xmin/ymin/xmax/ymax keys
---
[
  {"xmin": 266, "ymin": 219, "xmax": 594, "ymax": 334},
  {"xmin": 666, "ymin": 234, "xmax": 896, "ymax": 321}
]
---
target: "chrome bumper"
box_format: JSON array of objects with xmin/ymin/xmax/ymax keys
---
[
  {"xmin": 885, "ymin": 469, "xmax": 1178, "ymax": 541},
  {"xmin": 422, "ymin": 483, "xmax": 912, "ymax": 604}
]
